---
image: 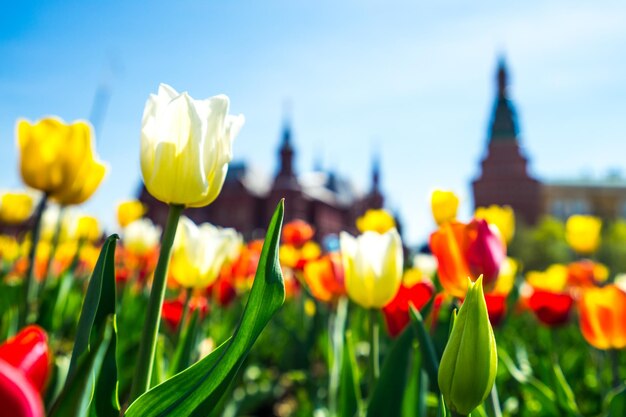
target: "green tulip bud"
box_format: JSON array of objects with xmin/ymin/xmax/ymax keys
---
[{"xmin": 438, "ymin": 276, "xmax": 497, "ymax": 416}]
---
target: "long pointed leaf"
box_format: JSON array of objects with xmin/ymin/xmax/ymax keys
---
[
  {"xmin": 125, "ymin": 200, "xmax": 285, "ymax": 417},
  {"xmin": 367, "ymin": 325, "xmax": 415, "ymax": 417},
  {"xmin": 49, "ymin": 318, "xmax": 114, "ymax": 417},
  {"xmin": 65, "ymin": 234, "xmax": 120, "ymax": 417}
]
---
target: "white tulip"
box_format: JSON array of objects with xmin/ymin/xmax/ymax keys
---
[
  {"xmin": 123, "ymin": 219, "xmax": 162, "ymax": 255},
  {"xmin": 140, "ymin": 83, "xmax": 244, "ymax": 207}
]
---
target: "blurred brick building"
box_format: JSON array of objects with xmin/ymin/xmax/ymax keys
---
[
  {"xmin": 472, "ymin": 58, "xmax": 542, "ymax": 225},
  {"xmin": 473, "ymin": 58, "xmax": 626, "ymax": 224},
  {"xmin": 139, "ymin": 121, "xmax": 385, "ymax": 240}
]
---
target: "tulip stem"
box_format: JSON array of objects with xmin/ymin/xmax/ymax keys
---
[
  {"xmin": 610, "ymin": 349, "xmax": 621, "ymax": 388},
  {"xmin": 369, "ymin": 308, "xmax": 380, "ymax": 391},
  {"xmin": 40, "ymin": 205, "xmax": 65, "ymax": 292},
  {"xmin": 130, "ymin": 204, "xmax": 184, "ymax": 402},
  {"xmin": 20, "ymin": 193, "xmax": 48, "ymax": 328},
  {"xmin": 175, "ymin": 287, "xmax": 192, "ymax": 344},
  {"xmin": 485, "ymin": 384, "xmax": 503, "ymax": 417}
]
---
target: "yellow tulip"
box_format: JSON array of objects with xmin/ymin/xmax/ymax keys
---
[
  {"xmin": 474, "ymin": 205, "xmax": 515, "ymax": 243},
  {"xmin": 340, "ymin": 229, "xmax": 403, "ymax": 308},
  {"xmin": 0, "ymin": 191, "xmax": 35, "ymax": 225},
  {"xmin": 431, "ymin": 189, "xmax": 459, "ymax": 225},
  {"xmin": 117, "ymin": 200, "xmax": 146, "ymax": 228},
  {"xmin": 0, "ymin": 235, "xmax": 21, "ymax": 263},
  {"xmin": 140, "ymin": 84, "xmax": 245, "ymax": 207},
  {"xmin": 526, "ymin": 264, "xmax": 568, "ymax": 292},
  {"xmin": 565, "ymin": 214, "xmax": 602, "ymax": 255},
  {"xmin": 16, "ymin": 117, "xmax": 106, "ymax": 205},
  {"xmin": 356, "ymin": 209, "xmax": 396, "ymax": 234},
  {"xmin": 170, "ymin": 217, "xmax": 242, "ymax": 288},
  {"xmin": 492, "ymin": 257, "xmax": 518, "ymax": 295}
]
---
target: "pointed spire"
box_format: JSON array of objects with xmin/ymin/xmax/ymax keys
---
[
  {"xmin": 274, "ymin": 100, "xmax": 298, "ymax": 188},
  {"xmin": 496, "ymin": 55, "xmax": 508, "ymax": 98},
  {"xmin": 489, "ymin": 55, "xmax": 519, "ymax": 142},
  {"xmin": 371, "ymin": 153, "xmax": 381, "ymax": 193}
]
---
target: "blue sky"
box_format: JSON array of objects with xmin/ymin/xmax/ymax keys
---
[{"xmin": 1, "ymin": 0, "xmax": 625, "ymax": 244}]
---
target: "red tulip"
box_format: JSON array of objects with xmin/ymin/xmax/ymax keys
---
[
  {"xmin": 162, "ymin": 297, "xmax": 209, "ymax": 331},
  {"xmin": 528, "ymin": 290, "xmax": 574, "ymax": 327},
  {"xmin": 0, "ymin": 359, "xmax": 44, "ymax": 417},
  {"xmin": 282, "ymin": 220, "xmax": 315, "ymax": 246},
  {"xmin": 383, "ymin": 282, "xmax": 435, "ymax": 337},
  {"xmin": 484, "ymin": 293, "xmax": 507, "ymax": 327},
  {"xmin": 465, "ymin": 219, "xmax": 506, "ymax": 287},
  {"xmin": 0, "ymin": 326, "xmax": 50, "ymax": 393}
]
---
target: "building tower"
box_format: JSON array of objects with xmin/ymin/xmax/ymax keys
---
[
  {"xmin": 267, "ymin": 117, "xmax": 307, "ymax": 222},
  {"xmin": 472, "ymin": 57, "xmax": 542, "ymax": 225}
]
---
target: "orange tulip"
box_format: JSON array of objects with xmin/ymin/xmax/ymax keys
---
[
  {"xmin": 578, "ymin": 285, "xmax": 626, "ymax": 350},
  {"xmin": 303, "ymin": 253, "xmax": 345, "ymax": 302},
  {"xmin": 429, "ymin": 219, "xmax": 505, "ymax": 298},
  {"xmin": 429, "ymin": 222, "xmax": 471, "ymax": 298},
  {"xmin": 567, "ymin": 260, "xmax": 608, "ymax": 288}
]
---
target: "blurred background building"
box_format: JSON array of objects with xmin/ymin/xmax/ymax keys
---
[{"xmin": 473, "ymin": 58, "xmax": 626, "ymax": 224}]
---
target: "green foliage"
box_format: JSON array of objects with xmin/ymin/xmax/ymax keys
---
[{"xmin": 124, "ymin": 200, "xmax": 285, "ymax": 416}]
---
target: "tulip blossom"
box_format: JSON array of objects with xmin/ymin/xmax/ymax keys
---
[
  {"xmin": 439, "ymin": 276, "xmax": 497, "ymax": 416},
  {"xmin": 429, "ymin": 219, "xmax": 505, "ymax": 298},
  {"xmin": 140, "ymin": 84, "xmax": 244, "ymax": 207},
  {"xmin": 117, "ymin": 200, "xmax": 146, "ymax": 228},
  {"xmin": 565, "ymin": 214, "xmax": 602, "ymax": 255},
  {"xmin": 484, "ymin": 257, "xmax": 518, "ymax": 326},
  {"xmin": 123, "ymin": 219, "xmax": 162, "ymax": 256},
  {"xmin": 0, "ymin": 326, "xmax": 50, "ymax": 394},
  {"xmin": 528, "ymin": 290, "xmax": 574, "ymax": 327},
  {"xmin": 356, "ymin": 209, "xmax": 396, "ymax": 234},
  {"xmin": 431, "ymin": 189, "xmax": 459, "ymax": 225},
  {"xmin": 383, "ymin": 276, "xmax": 434, "ymax": 337},
  {"xmin": 474, "ymin": 204, "xmax": 515, "ymax": 243},
  {"xmin": 0, "ymin": 191, "xmax": 35, "ymax": 225},
  {"xmin": 524, "ymin": 265, "xmax": 574, "ymax": 326},
  {"xmin": 567, "ymin": 260, "xmax": 608, "ymax": 288},
  {"xmin": 303, "ymin": 253, "xmax": 346, "ymax": 302},
  {"xmin": 578, "ymin": 285, "xmax": 626, "ymax": 350},
  {"xmin": 169, "ymin": 217, "xmax": 242, "ymax": 289},
  {"xmin": 0, "ymin": 359, "xmax": 44, "ymax": 417},
  {"xmin": 65, "ymin": 213, "xmax": 101, "ymax": 243},
  {"xmin": 279, "ymin": 241, "xmax": 321, "ymax": 270},
  {"xmin": 340, "ymin": 229, "xmax": 403, "ymax": 309},
  {"xmin": 282, "ymin": 220, "xmax": 315, "ymax": 246},
  {"xmin": 16, "ymin": 117, "xmax": 106, "ymax": 205},
  {"xmin": 161, "ymin": 297, "xmax": 209, "ymax": 331}
]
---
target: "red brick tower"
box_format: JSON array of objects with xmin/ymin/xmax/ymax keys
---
[{"xmin": 472, "ymin": 57, "xmax": 542, "ymax": 225}]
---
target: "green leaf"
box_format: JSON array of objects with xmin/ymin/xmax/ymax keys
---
[
  {"xmin": 606, "ymin": 384, "xmax": 626, "ymax": 417},
  {"xmin": 65, "ymin": 234, "xmax": 120, "ymax": 417},
  {"xmin": 169, "ymin": 309, "xmax": 200, "ymax": 376},
  {"xmin": 498, "ymin": 348, "xmax": 558, "ymax": 415},
  {"xmin": 550, "ymin": 358, "xmax": 581, "ymax": 416},
  {"xmin": 338, "ymin": 330, "xmax": 361, "ymax": 417},
  {"xmin": 409, "ymin": 306, "xmax": 439, "ymax": 391},
  {"xmin": 402, "ymin": 344, "xmax": 425, "ymax": 417},
  {"xmin": 49, "ymin": 318, "xmax": 114, "ymax": 417},
  {"xmin": 367, "ymin": 325, "xmax": 415, "ymax": 417},
  {"xmin": 125, "ymin": 200, "xmax": 285, "ymax": 417}
]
